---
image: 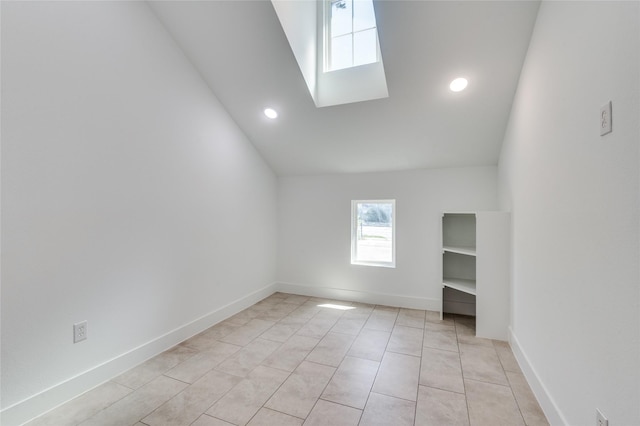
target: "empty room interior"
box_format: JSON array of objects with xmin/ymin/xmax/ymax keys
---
[{"xmin": 1, "ymin": 1, "xmax": 639, "ymax": 425}]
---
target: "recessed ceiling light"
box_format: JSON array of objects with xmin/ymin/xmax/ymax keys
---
[
  {"xmin": 264, "ymin": 108, "xmax": 278, "ymax": 119},
  {"xmin": 449, "ymin": 77, "xmax": 468, "ymax": 92}
]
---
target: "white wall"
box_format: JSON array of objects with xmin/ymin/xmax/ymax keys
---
[
  {"xmin": 1, "ymin": 2, "xmax": 277, "ymax": 423},
  {"xmin": 498, "ymin": 1, "xmax": 640, "ymax": 424},
  {"xmin": 277, "ymin": 167, "xmax": 498, "ymax": 308}
]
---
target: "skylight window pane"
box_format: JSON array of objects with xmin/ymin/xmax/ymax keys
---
[
  {"xmin": 353, "ymin": 28, "xmax": 377, "ymax": 66},
  {"xmin": 353, "ymin": 0, "xmax": 376, "ymax": 32},
  {"xmin": 331, "ymin": 0, "xmax": 352, "ymax": 38},
  {"xmin": 331, "ymin": 34, "xmax": 353, "ymax": 71},
  {"xmin": 326, "ymin": 0, "xmax": 380, "ymax": 72}
]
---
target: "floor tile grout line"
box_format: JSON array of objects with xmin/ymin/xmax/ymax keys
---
[
  {"xmin": 317, "ymin": 395, "xmax": 370, "ymax": 414},
  {"xmin": 453, "ymin": 314, "xmax": 473, "ymax": 426},
  {"xmin": 366, "ymin": 389, "xmax": 418, "ymax": 404},
  {"xmin": 366, "ymin": 305, "xmax": 422, "ymax": 424},
  {"xmin": 160, "ymin": 374, "xmax": 193, "ymax": 386},
  {"xmin": 504, "ymin": 372, "xmax": 530, "ymax": 426},
  {"xmin": 259, "ymin": 406, "xmax": 306, "ymax": 421},
  {"xmin": 414, "ymin": 328, "xmax": 423, "ymax": 425},
  {"xmin": 422, "ymin": 345, "xmax": 459, "ymax": 353},
  {"xmin": 113, "ymin": 380, "xmax": 137, "ymax": 392},
  {"xmin": 352, "ymin": 327, "xmax": 384, "ymax": 425},
  {"xmin": 464, "ymin": 376, "xmax": 514, "ymax": 388},
  {"xmin": 418, "ymin": 383, "xmax": 466, "ymax": 396}
]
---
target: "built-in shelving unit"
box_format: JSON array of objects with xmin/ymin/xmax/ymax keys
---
[
  {"xmin": 440, "ymin": 211, "xmax": 511, "ymax": 340},
  {"xmin": 441, "ymin": 213, "xmax": 477, "ymax": 317}
]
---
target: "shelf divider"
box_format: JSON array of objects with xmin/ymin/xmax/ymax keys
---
[
  {"xmin": 443, "ymin": 245, "xmax": 476, "ymax": 256},
  {"xmin": 443, "ymin": 278, "xmax": 477, "ymax": 296}
]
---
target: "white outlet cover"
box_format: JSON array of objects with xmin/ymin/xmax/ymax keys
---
[
  {"xmin": 73, "ymin": 321, "xmax": 87, "ymax": 343},
  {"xmin": 600, "ymin": 101, "xmax": 612, "ymax": 136}
]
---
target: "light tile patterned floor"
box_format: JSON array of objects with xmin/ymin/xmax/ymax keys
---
[{"xmin": 26, "ymin": 293, "xmax": 549, "ymax": 426}]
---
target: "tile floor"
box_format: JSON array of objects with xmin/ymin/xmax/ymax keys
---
[{"xmin": 26, "ymin": 293, "xmax": 549, "ymax": 426}]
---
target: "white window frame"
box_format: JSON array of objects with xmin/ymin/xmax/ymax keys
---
[
  {"xmin": 324, "ymin": 0, "xmax": 380, "ymax": 72},
  {"xmin": 351, "ymin": 199, "xmax": 396, "ymax": 268}
]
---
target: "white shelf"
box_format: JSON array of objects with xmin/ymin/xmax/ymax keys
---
[
  {"xmin": 443, "ymin": 278, "xmax": 477, "ymax": 295},
  {"xmin": 443, "ymin": 245, "xmax": 476, "ymax": 256}
]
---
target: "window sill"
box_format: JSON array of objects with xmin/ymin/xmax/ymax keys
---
[{"xmin": 351, "ymin": 260, "xmax": 396, "ymax": 269}]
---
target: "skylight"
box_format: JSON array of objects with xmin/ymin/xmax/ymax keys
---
[
  {"xmin": 271, "ymin": 0, "xmax": 388, "ymax": 107},
  {"xmin": 326, "ymin": 0, "xmax": 379, "ymax": 71}
]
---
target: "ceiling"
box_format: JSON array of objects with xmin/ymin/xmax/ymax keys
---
[{"xmin": 149, "ymin": 0, "xmax": 540, "ymax": 176}]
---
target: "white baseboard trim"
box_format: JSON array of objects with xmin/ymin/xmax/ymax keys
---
[
  {"xmin": 276, "ymin": 281, "xmax": 440, "ymax": 311},
  {"xmin": 1, "ymin": 283, "xmax": 278, "ymax": 426},
  {"xmin": 508, "ymin": 327, "xmax": 567, "ymax": 426}
]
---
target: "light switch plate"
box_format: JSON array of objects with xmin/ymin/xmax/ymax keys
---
[{"xmin": 600, "ymin": 101, "xmax": 612, "ymax": 136}]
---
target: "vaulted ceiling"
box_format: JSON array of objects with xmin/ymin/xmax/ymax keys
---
[{"xmin": 149, "ymin": 0, "xmax": 540, "ymax": 176}]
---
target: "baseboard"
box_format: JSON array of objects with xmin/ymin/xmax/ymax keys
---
[
  {"xmin": 276, "ymin": 281, "xmax": 440, "ymax": 311},
  {"xmin": 508, "ymin": 327, "xmax": 567, "ymax": 426},
  {"xmin": 1, "ymin": 283, "xmax": 278, "ymax": 426}
]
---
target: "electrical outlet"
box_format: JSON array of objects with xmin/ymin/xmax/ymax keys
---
[
  {"xmin": 73, "ymin": 321, "xmax": 87, "ymax": 343},
  {"xmin": 600, "ymin": 101, "xmax": 612, "ymax": 136},
  {"xmin": 596, "ymin": 408, "xmax": 608, "ymax": 426}
]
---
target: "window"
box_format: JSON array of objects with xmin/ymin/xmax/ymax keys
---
[
  {"xmin": 326, "ymin": 0, "xmax": 379, "ymax": 71},
  {"xmin": 351, "ymin": 200, "xmax": 395, "ymax": 267}
]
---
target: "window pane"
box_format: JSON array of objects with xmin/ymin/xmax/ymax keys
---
[
  {"xmin": 331, "ymin": 0, "xmax": 352, "ymax": 37},
  {"xmin": 331, "ymin": 34, "xmax": 353, "ymax": 71},
  {"xmin": 354, "ymin": 28, "xmax": 377, "ymax": 66},
  {"xmin": 353, "ymin": 0, "xmax": 376, "ymax": 32},
  {"xmin": 355, "ymin": 202, "xmax": 393, "ymax": 263}
]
